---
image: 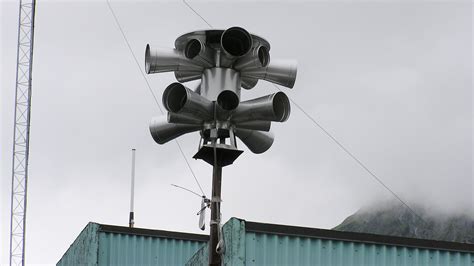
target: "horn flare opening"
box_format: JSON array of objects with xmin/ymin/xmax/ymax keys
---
[
  {"xmin": 273, "ymin": 92, "xmax": 291, "ymax": 122},
  {"xmin": 163, "ymin": 83, "xmax": 187, "ymax": 113},
  {"xmin": 217, "ymin": 90, "xmax": 239, "ymax": 111},
  {"xmin": 221, "ymin": 27, "xmax": 252, "ymax": 57}
]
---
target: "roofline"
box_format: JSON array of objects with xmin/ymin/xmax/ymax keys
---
[
  {"xmin": 98, "ymin": 224, "xmax": 209, "ymax": 242},
  {"xmin": 92, "ymin": 219, "xmax": 474, "ymax": 253},
  {"xmin": 244, "ymin": 219, "xmax": 474, "ymax": 253}
]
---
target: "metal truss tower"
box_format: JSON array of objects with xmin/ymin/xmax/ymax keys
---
[{"xmin": 9, "ymin": 0, "xmax": 36, "ymax": 265}]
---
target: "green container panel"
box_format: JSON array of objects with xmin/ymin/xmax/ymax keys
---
[
  {"xmin": 187, "ymin": 218, "xmax": 474, "ymax": 266},
  {"xmin": 60, "ymin": 219, "xmax": 474, "ymax": 266},
  {"xmin": 57, "ymin": 222, "xmax": 207, "ymax": 266},
  {"xmin": 98, "ymin": 232, "xmax": 205, "ymax": 265},
  {"xmin": 245, "ymin": 232, "xmax": 473, "ymax": 266}
]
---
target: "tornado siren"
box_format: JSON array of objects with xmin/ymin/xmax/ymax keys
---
[
  {"xmin": 146, "ymin": 27, "xmax": 297, "ymax": 160},
  {"xmin": 145, "ymin": 27, "xmax": 298, "ymax": 265}
]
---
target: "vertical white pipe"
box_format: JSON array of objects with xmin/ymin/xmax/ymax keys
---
[{"xmin": 129, "ymin": 148, "xmax": 136, "ymax": 228}]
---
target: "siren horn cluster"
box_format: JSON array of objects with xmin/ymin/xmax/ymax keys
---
[
  {"xmin": 146, "ymin": 27, "xmax": 297, "ymax": 153},
  {"xmin": 145, "ymin": 27, "xmax": 297, "ymax": 265}
]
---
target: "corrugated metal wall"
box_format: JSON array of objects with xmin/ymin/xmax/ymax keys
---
[
  {"xmin": 60, "ymin": 219, "xmax": 474, "ymax": 266},
  {"xmin": 57, "ymin": 223, "xmax": 207, "ymax": 266},
  {"xmin": 97, "ymin": 232, "xmax": 205, "ymax": 266},
  {"xmin": 245, "ymin": 232, "xmax": 473, "ymax": 266}
]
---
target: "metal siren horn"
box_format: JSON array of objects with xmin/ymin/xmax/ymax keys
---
[
  {"xmin": 184, "ymin": 39, "xmax": 215, "ymax": 68},
  {"xmin": 233, "ymin": 43, "xmax": 270, "ymax": 70},
  {"xmin": 231, "ymin": 92, "xmax": 291, "ymax": 123},
  {"xmin": 149, "ymin": 116, "xmax": 201, "ymax": 144},
  {"xmin": 234, "ymin": 120, "xmax": 271, "ymax": 132},
  {"xmin": 174, "ymin": 70, "xmax": 202, "ymax": 83},
  {"xmin": 241, "ymin": 77, "xmax": 258, "ymax": 90},
  {"xmin": 162, "ymin": 83, "xmax": 214, "ymax": 121},
  {"xmin": 220, "ymin": 27, "xmax": 253, "ymax": 67},
  {"xmin": 201, "ymin": 68, "xmax": 241, "ymax": 111},
  {"xmin": 168, "ymin": 112, "xmax": 203, "ymax": 125},
  {"xmin": 234, "ymin": 129, "xmax": 274, "ymax": 154},
  {"xmin": 240, "ymin": 59, "xmax": 297, "ymax": 89},
  {"xmin": 145, "ymin": 44, "xmax": 203, "ymax": 74}
]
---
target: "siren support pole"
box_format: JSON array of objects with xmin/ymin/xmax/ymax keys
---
[
  {"xmin": 209, "ymin": 159, "xmax": 222, "ymax": 265},
  {"xmin": 209, "ymin": 102, "xmax": 222, "ymax": 265},
  {"xmin": 129, "ymin": 148, "xmax": 136, "ymax": 228}
]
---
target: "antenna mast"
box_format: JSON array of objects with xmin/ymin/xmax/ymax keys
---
[
  {"xmin": 129, "ymin": 148, "xmax": 136, "ymax": 228},
  {"xmin": 9, "ymin": 0, "xmax": 36, "ymax": 265}
]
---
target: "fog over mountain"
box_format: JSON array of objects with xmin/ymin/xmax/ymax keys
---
[{"xmin": 334, "ymin": 200, "xmax": 474, "ymax": 244}]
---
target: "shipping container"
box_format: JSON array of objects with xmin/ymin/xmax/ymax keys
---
[
  {"xmin": 58, "ymin": 218, "xmax": 474, "ymax": 265},
  {"xmin": 187, "ymin": 218, "xmax": 474, "ymax": 266},
  {"xmin": 57, "ymin": 223, "xmax": 207, "ymax": 266}
]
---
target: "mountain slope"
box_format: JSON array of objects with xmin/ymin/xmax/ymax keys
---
[{"xmin": 333, "ymin": 202, "xmax": 474, "ymax": 244}]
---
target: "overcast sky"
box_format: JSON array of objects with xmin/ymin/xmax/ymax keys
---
[{"xmin": 1, "ymin": 0, "xmax": 472, "ymax": 264}]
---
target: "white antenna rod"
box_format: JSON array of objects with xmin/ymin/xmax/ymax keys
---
[{"xmin": 129, "ymin": 148, "xmax": 136, "ymax": 228}]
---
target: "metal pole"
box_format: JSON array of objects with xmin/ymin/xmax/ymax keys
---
[
  {"xmin": 129, "ymin": 148, "xmax": 136, "ymax": 228},
  {"xmin": 209, "ymin": 125, "xmax": 222, "ymax": 266},
  {"xmin": 209, "ymin": 161, "xmax": 222, "ymax": 265}
]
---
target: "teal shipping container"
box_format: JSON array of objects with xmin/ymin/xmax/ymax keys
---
[
  {"xmin": 58, "ymin": 218, "xmax": 474, "ymax": 265},
  {"xmin": 187, "ymin": 218, "xmax": 474, "ymax": 266},
  {"xmin": 57, "ymin": 222, "xmax": 207, "ymax": 266}
]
